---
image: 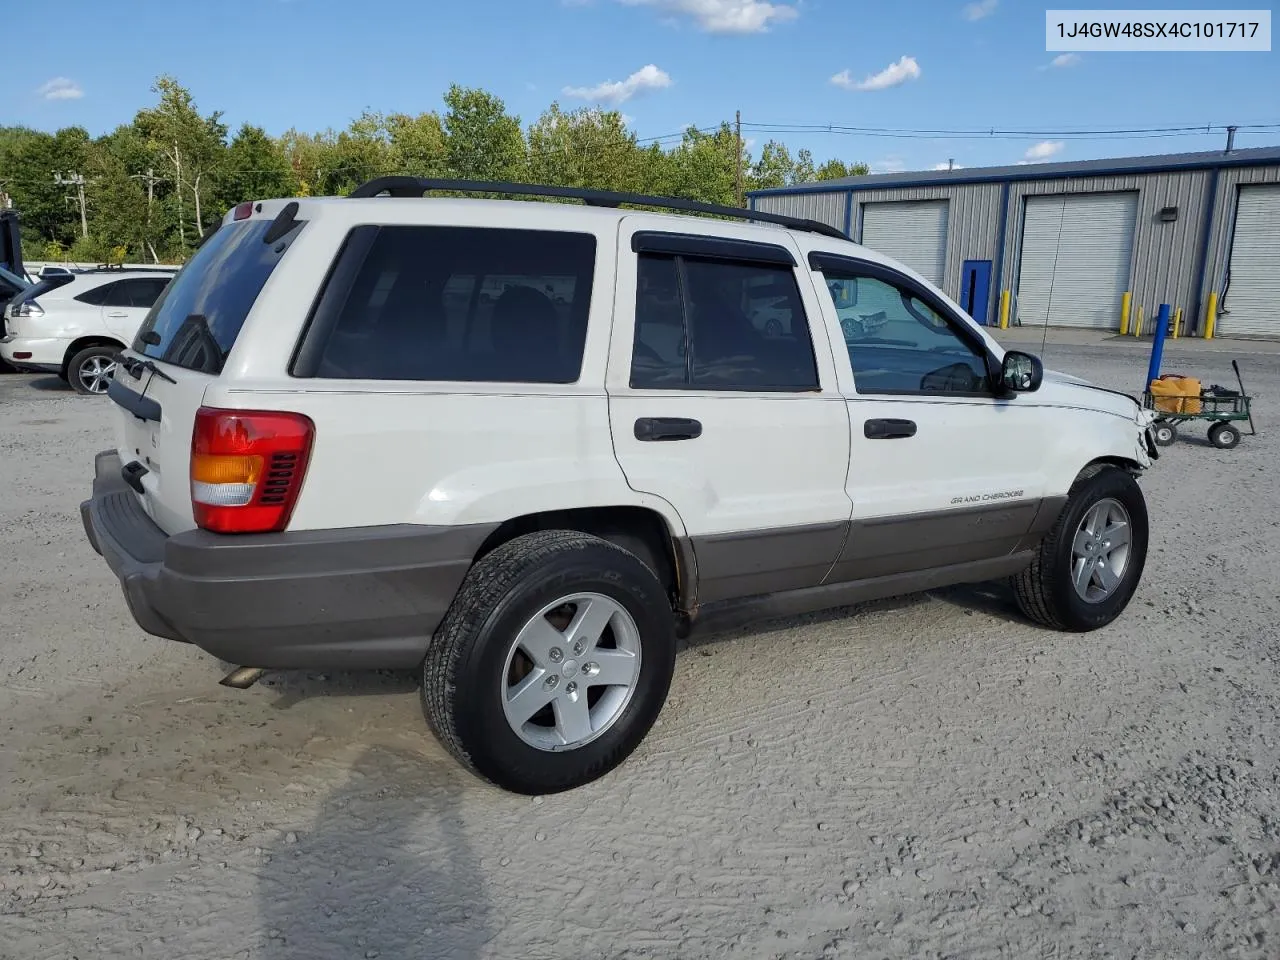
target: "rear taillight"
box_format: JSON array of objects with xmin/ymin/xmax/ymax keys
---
[
  {"xmin": 233, "ymin": 202, "xmax": 254, "ymax": 221},
  {"xmin": 190, "ymin": 407, "xmax": 314, "ymax": 534},
  {"xmin": 13, "ymin": 300, "xmax": 43, "ymax": 318}
]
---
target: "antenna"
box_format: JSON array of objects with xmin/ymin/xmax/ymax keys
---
[{"xmin": 1040, "ymin": 197, "xmax": 1069, "ymax": 360}]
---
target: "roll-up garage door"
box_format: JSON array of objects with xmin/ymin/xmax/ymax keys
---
[
  {"xmin": 1016, "ymin": 192, "xmax": 1137, "ymax": 328},
  {"xmin": 860, "ymin": 200, "xmax": 949, "ymax": 284},
  {"xmin": 1219, "ymin": 184, "xmax": 1280, "ymax": 338}
]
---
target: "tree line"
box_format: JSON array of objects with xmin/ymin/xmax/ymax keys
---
[{"xmin": 0, "ymin": 76, "xmax": 866, "ymax": 265}]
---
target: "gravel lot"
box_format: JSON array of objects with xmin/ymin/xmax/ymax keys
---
[{"xmin": 3, "ymin": 338, "xmax": 1279, "ymax": 960}]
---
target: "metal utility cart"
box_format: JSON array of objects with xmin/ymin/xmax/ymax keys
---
[{"xmin": 1144, "ymin": 360, "xmax": 1256, "ymax": 450}]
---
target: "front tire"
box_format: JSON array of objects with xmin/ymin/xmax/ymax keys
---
[
  {"xmin": 422, "ymin": 530, "xmax": 676, "ymax": 795},
  {"xmin": 1012, "ymin": 464, "xmax": 1149, "ymax": 632},
  {"xmin": 68, "ymin": 344, "xmax": 121, "ymax": 395}
]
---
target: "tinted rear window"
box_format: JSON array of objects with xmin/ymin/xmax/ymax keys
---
[
  {"xmin": 305, "ymin": 226, "xmax": 597, "ymax": 384},
  {"xmin": 132, "ymin": 218, "xmax": 300, "ymax": 373}
]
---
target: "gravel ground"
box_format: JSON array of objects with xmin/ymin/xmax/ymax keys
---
[{"xmin": 2, "ymin": 340, "xmax": 1279, "ymax": 960}]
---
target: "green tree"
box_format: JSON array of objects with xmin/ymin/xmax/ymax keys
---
[
  {"xmin": 750, "ymin": 140, "xmax": 795, "ymax": 190},
  {"xmin": 134, "ymin": 75, "xmax": 229, "ymax": 249},
  {"xmin": 85, "ymin": 132, "xmax": 150, "ymax": 260},
  {"xmin": 667, "ymin": 123, "xmax": 744, "ymax": 207},
  {"xmin": 218, "ymin": 123, "xmax": 298, "ymax": 208},
  {"xmin": 443, "ymin": 85, "xmax": 526, "ymax": 182},
  {"xmin": 814, "ymin": 159, "xmax": 868, "ymax": 181},
  {"xmin": 278, "ymin": 128, "xmax": 338, "ymax": 197},
  {"xmin": 792, "ymin": 148, "xmax": 817, "ymax": 185},
  {"xmin": 0, "ymin": 127, "xmax": 91, "ymax": 246},
  {"xmin": 528, "ymin": 103, "xmax": 642, "ymax": 192},
  {"xmin": 387, "ymin": 112, "xmax": 448, "ymax": 178}
]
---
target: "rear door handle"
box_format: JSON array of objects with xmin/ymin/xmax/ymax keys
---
[
  {"xmin": 864, "ymin": 418, "xmax": 917, "ymax": 440},
  {"xmin": 107, "ymin": 311, "xmax": 129, "ymax": 318},
  {"xmin": 634, "ymin": 417, "xmax": 703, "ymax": 442}
]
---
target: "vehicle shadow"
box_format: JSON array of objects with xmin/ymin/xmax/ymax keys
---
[
  {"xmin": 208, "ymin": 659, "xmax": 420, "ymax": 710},
  {"xmin": 256, "ymin": 745, "xmax": 491, "ymax": 960},
  {"xmin": 28, "ymin": 375, "xmax": 70, "ymax": 392}
]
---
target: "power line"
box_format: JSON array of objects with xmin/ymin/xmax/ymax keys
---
[{"xmin": 740, "ymin": 120, "xmax": 1280, "ymax": 142}]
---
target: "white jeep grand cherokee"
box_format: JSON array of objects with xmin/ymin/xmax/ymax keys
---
[{"xmin": 81, "ymin": 179, "xmax": 1160, "ymax": 795}]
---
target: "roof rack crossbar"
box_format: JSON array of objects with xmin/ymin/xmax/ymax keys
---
[{"xmin": 347, "ymin": 177, "xmax": 850, "ymax": 241}]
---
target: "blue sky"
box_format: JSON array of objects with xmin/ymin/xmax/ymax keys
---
[{"xmin": 9, "ymin": 0, "xmax": 1278, "ymax": 174}]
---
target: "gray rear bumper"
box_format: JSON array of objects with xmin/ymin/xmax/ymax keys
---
[{"xmin": 80, "ymin": 450, "xmax": 494, "ymax": 670}]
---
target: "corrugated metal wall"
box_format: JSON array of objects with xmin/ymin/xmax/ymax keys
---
[
  {"xmin": 847, "ymin": 183, "xmax": 1003, "ymax": 311},
  {"xmin": 1000, "ymin": 171, "xmax": 1211, "ymax": 332},
  {"xmin": 1200, "ymin": 165, "xmax": 1280, "ymax": 324},
  {"xmin": 753, "ymin": 159, "xmax": 1280, "ymax": 338},
  {"xmin": 752, "ymin": 191, "xmax": 847, "ymax": 232}
]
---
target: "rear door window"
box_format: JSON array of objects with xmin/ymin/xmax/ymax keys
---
[
  {"xmin": 103, "ymin": 277, "xmax": 171, "ymax": 308},
  {"xmin": 303, "ymin": 226, "xmax": 597, "ymax": 384},
  {"xmin": 630, "ymin": 253, "xmax": 819, "ymax": 392},
  {"xmin": 132, "ymin": 218, "xmax": 302, "ymax": 373}
]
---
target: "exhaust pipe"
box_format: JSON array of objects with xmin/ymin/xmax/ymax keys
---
[{"xmin": 220, "ymin": 666, "xmax": 269, "ymax": 689}]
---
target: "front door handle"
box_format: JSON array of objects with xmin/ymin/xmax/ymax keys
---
[
  {"xmin": 635, "ymin": 417, "xmax": 703, "ymax": 442},
  {"xmin": 864, "ymin": 418, "xmax": 917, "ymax": 439},
  {"xmin": 107, "ymin": 311, "xmax": 129, "ymax": 318}
]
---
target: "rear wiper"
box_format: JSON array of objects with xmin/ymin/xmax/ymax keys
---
[
  {"xmin": 140, "ymin": 358, "xmax": 178, "ymax": 384},
  {"xmin": 121, "ymin": 354, "xmax": 177, "ymax": 384}
]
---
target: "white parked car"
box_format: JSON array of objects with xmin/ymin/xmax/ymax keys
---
[
  {"xmin": 1, "ymin": 268, "xmax": 173, "ymax": 394},
  {"xmin": 80, "ymin": 181, "xmax": 1160, "ymax": 795}
]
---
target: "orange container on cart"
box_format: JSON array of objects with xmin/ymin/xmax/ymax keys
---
[{"xmin": 1148, "ymin": 374, "xmax": 1202, "ymax": 414}]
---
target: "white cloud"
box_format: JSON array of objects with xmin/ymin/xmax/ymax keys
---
[
  {"xmin": 871, "ymin": 157, "xmax": 907, "ymax": 174},
  {"xmin": 620, "ymin": 113, "xmax": 635, "ymax": 127},
  {"xmin": 37, "ymin": 77, "xmax": 83, "ymax": 101},
  {"xmin": 962, "ymin": 0, "xmax": 997, "ymax": 20},
  {"xmin": 618, "ymin": 0, "xmax": 798, "ymax": 33},
  {"xmin": 1050, "ymin": 53, "xmax": 1081, "ymax": 68},
  {"xmin": 831, "ymin": 56, "xmax": 921, "ymax": 92},
  {"xmin": 563, "ymin": 64, "xmax": 673, "ymax": 105},
  {"xmin": 933, "ymin": 161, "xmax": 964, "ymax": 170},
  {"xmin": 1024, "ymin": 140, "xmax": 1064, "ymax": 161}
]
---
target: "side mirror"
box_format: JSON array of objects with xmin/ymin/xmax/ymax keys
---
[{"xmin": 998, "ymin": 350, "xmax": 1043, "ymax": 393}]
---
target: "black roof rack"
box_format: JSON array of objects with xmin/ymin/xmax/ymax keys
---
[{"xmin": 347, "ymin": 177, "xmax": 850, "ymax": 242}]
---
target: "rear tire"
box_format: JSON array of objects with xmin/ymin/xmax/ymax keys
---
[
  {"xmin": 421, "ymin": 530, "xmax": 676, "ymax": 795},
  {"xmin": 1012, "ymin": 464, "xmax": 1149, "ymax": 632},
  {"xmin": 1208, "ymin": 421, "xmax": 1241, "ymax": 450},
  {"xmin": 68, "ymin": 344, "xmax": 121, "ymax": 396}
]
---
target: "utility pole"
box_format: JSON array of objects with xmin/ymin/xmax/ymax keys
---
[
  {"xmin": 1225, "ymin": 125, "xmax": 1238, "ymax": 154},
  {"xmin": 735, "ymin": 110, "xmax": 744, "ymax": 207},
  {"xmin": 54, "ymin": 172, "xmax": 89, "ymax": 239},
  {"xmin": 948, "ymin": 158, "xmax": 955, "ymax": 171}
]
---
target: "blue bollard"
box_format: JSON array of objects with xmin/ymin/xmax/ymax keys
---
[{"xmin": 1146, "ymin": 303, "xmax": 1171, "ymax": 388}]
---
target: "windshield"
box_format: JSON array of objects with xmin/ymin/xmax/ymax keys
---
[{"xmin": 132, "ymin": 217, "xmax": 302, "ymax": 373}]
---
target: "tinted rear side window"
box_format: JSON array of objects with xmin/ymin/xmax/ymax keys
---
[
  {"xmin": 133, "ymin": 218, "xmax": 301, "ymax": 373},
  {"xmin": 103, "ymin": 277, "xmax": 171, "ymax": 308},
  {"xmin": 75, "ymin": 281, "xmax": 116, "ymax": 306},
  {"xmin": 306, "ymin": 226, "xmax": 596, "ymax": 384}
]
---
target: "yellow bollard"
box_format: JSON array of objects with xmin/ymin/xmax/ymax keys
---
[
  {"xmin": 1172, "ymin": 307, "xmax": 1183, "ymax": 339},
  {"xmin": 1205, "ymin": 291, "xmax": 1218, "ymax": 339},
  {"xmin": 999, "ymin": 290, "xmax": 1011, "ymax": 329},
  {"xmin": 1134, "ymin": 305, "xmax": 1144, "ymax": 338},
  {"xmin": 1119, "ymin": 291, "xmax": 1132, "ymax": 335}
]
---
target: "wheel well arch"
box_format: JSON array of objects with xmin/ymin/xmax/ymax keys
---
[
  {"xmin": 61, "ymin": 336, "xmax": 127, "ymax": 378},
  {"xmin": 474, "ymin": 506, "xmax": 693, "ymax": 611},
  {"xmin": 1080, "ymin": 455, "xmax": 1144, "ymax": 479}
]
